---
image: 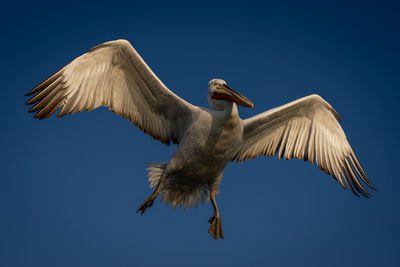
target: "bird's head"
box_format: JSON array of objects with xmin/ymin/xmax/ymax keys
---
[{"xmin": 207, "ymin": 79, "xmax": 254, "ymax": 110}]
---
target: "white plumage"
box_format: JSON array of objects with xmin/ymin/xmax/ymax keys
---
[
  {"xmin": 234, "ymin": 94, "xmax": 374, "ymax": 197},
  {"xmin": 25, "ymin": 39, "xmax": 376, "ymax": 240}
]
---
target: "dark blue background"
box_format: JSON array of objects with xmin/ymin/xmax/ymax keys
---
[{"xmin": 1, "ymin": 1, "xmax": 399, "ymax": 266}]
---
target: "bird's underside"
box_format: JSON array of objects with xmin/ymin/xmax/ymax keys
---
[{"xmin": 24, "ymin": 39, "xmax": 376, "ymax": 241}]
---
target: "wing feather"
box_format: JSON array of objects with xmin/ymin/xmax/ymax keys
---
[
  {"xmin": 233, "ymin": 94, "xmax": 376, "ymax": 197},
  {"xmin": 25, "ymin": 40, "xmax": 199, "ymax": 145}
]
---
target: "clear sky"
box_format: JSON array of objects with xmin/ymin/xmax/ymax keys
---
[{"xmin": 1, "ymin": 0, "xmax": 399, "ymax": 266}]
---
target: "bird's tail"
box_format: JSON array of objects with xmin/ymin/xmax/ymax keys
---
[
  {"xmin": 146, "ymin": 162, "xmax": 167, "ymax": 188},
  {"xmin": 146, "ymin": 163, "xmax": 210, "ymax": 209}
]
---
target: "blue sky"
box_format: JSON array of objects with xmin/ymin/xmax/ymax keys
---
[{"xmin": 1, "ymin": 0, "xmax": 399, "ymax": 266}]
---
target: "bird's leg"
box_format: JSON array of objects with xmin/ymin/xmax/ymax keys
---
[
  {"xmin": 136, "ymin": 175, "xmax": 167, "ymax": 215},
  {"xmin": 208, "ymin": 191, "xmax": 224, "ymax": 240}
]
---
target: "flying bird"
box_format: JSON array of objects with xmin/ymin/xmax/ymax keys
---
[{"xmin": 25, "ymin": 39, "xmax": 376, "ymax": 240}]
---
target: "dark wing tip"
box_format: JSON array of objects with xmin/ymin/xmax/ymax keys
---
[
  {"xmin": 332, "ymin": 109, "xmax": 341, "ymax": 123},
  {"xmin": 25, "ymin": 88, "xmax": 38, "ymax": 97}
]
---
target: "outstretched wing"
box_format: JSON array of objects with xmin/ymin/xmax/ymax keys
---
[
  {"xmin": 233, "ymin": 94, "xmax": 376, "ymax": 197},
  {"xmin": 25, "ymin": 39, "xmax": 198, "ymax": 145}
]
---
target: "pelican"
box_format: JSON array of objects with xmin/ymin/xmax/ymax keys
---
[{"xmin": 25, "ymin": 39, "xmax": 376, "ymax": 240}]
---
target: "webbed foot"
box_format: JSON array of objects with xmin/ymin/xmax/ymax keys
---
[
  {"xmin": 136, "ymin": 175, "xmax": 167, "ymax": 216},
  {"xmin": 136, "ymin": 197, "xmax": 155, "ymax": 215},
  {"xmin": 208, "ymin": 215, "xmax": 224, "ymax": 240}
]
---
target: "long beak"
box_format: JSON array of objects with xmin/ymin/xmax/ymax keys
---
[{"xmin": 212, "ymin": 85, "xmax": 254, "ymax": 108}]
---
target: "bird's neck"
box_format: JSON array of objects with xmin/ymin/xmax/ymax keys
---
[{"xmin": 223, "ymin": 102, "xmax": 239, "ymax": 118}]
